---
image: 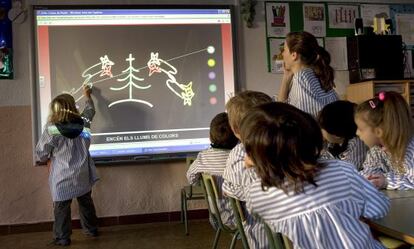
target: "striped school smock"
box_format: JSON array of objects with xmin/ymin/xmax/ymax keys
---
[
  {"xmin": 35, "ymin": 99, "xmax": 99, "ymax": 202},
  {"xmin": 360, "ymin": 137, "xmax": 414, "ymax": 190},
  {"xmin": 246, "ymin": 160, "xmax": 390, "ymax": 249},
  {"xmin": 288, "ymin": 67, "xmax": 338, "ymax": 117},
  {"xmin": 186, "ymin": 147, "xmax": 235, "ymax": 227},
  {"xmin": 222, "ymin": 143, "xmax": 269, "ymax": 249},
  {"xmin": 321, "ymin": 137, "xmax": 368, "ymax": 170}
]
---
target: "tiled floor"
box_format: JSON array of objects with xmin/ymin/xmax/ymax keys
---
[{"xmin": 0, "ymin": 220, "xmax": 243, "ymax": 249}]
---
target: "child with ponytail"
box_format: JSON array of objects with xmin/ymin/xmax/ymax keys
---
[
  {"xmin": 355, "ymin": 91, "xmax": 414, "ymax": 190},
  {"xmin": 278, "ymin": 31, "xmax": 338, "ymax": 117},
  {"xmin": 35, "ymin": 85, "xmax": 99, "ymax": 246}
]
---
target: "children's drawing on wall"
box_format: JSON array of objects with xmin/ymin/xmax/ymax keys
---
[
  {"xmin": 328, "ymin": 4, "xmax": 359, "ymax": 29},
  {"xmin": 303, "ymin": 3, "xmax": 326, "ymax": 37},
  {"xmin": 361, "ymin": 4, "xmax": 390, "ymax": 27},
  {"xmin": 268, "ymin": 38, "xmax": 285, "ymax": 74},
  {"xmin": 266, "ymin": 2, "xmax": 290, "ymax": 37},
  {"xmin": 0, "ymin": 47, "xmax": 13, "ymax": 79}
]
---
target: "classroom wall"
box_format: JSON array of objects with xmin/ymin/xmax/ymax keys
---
[
  {"xmin": 0, "ymin": 0, "xmax": 235, "ymax": 226},
  {"xmin": 1, "ymin": 0, "xmax": 414, "ymax": 226}
]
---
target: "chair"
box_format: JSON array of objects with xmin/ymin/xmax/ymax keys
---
[
  {"xmin": 180, "ymin": 156, "xmax": 205, "ymax": 235},
  {"xmin": 228, "ymin": 197, "xmax": 250, "ymax": 249},
  {"xmin": 377, "ymin": 236, "xmax": 409, "ymax": 249},
  {"xmin": 201, "ymin": 173, "xmax": 240, "ymax": 249},
  {"xmin": 264, "ymin": 222, "xmax": 293, "ymax": 249}
]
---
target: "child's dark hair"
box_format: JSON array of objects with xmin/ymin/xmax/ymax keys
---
[
  {"xmin": 318, "ymin": 100, "xmax": 357, "ymax": 140},
  {"xmin": 355, "ymin": 91, "xmax": 413, "ymax": 171},
  {"xmin": 210, "ymin": 112, "xmax": 238, "ymax": 150},
  {"xmin": 240, "ymin": 102, "xmax": 324, "ymax": 194},
  {"xmin": 286, "ymin": 31, "xmax": 335, "ymax": 92},
  {"xmin": 48, "ymin": 93, "xmax": 80, "ymax": 124}
]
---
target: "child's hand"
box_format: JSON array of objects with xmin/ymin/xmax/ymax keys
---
[
  {"xmin": 367, "ymin": 174, "xmax": 387, "ymax": 189},
  {"xmin": 83, "ymin": 84, "xmax": 92, "ymax": 98}
]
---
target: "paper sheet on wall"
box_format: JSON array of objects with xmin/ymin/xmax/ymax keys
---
[
  {"xmin": 303, "ymin": 3, "xmax": 326, "ymax": 37},
  {"xmin": 404, "ymin": 49, "xmax": 414, "ymax": 78},
  {"xmin": 325, "ymin": 37, "xmax": 348, "ymax": 71},
  {"xmin": 361, "ymin": 4, "xmax": 390, "ymax": 27},
  {"xmin": 328, "ymin": 4, "xmax": 359, "ymax": 29},
  {"xmin": 266, "ymin": 2, "xmax": 290, "ymax": 37},
  {"xmin": 268, "ymin": 38, "xmax": 285, "ymax": 74},
  {"xmin": 396, "ymin": 14, "xmax": 414, "ymax": 46}
]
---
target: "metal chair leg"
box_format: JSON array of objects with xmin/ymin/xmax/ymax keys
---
[
  {"xmin": 183, "ymin": 193, "xmax": 189, "ymax": 235},
  {"xmin": 212, "ymin": 228, "xmax": 221, "ymax": 249},
  {"xmin": 180, "ymin": 190, "xmax": 184, "ymax": 223},
  {"xmin": 229, "ymin": 231, "xmax": 239, "ymax": 249}
]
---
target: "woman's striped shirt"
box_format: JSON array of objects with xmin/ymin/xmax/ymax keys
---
[
  {"xmin": 186, "ymin": 148, "xmax": 235, "ymax": 228},
  {"xmin": 360, "ymin": 137, "xmax": 414, "ymax": 190},
  {"xmin": 246, "ymin": 160, "xmax": 389, "ymax": 249},
  {"xmin": 288, "ymin": 67, "xmax": 338, "ymax": 117}
]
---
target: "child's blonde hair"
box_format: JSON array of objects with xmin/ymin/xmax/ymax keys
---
[
  {"xmin": 355, "ymin": 91, "xmax": 413, "ymax": 171},
  {"xmin": 48, "ymin": 93, "xmax": 80, "ymax": 124},
  {"xmin": 225, "ymin": 91, "xmax": 272, "ymax": 135}
]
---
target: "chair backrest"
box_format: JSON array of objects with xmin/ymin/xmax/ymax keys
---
[
  {"xmin": 228, "ymin": 197, "xmax": 250, "ymax": 249},
  {"xmin": 264, "ymin": 222, "xmax": 293, "ymax": 249},
  {"xmin": 201, "ymin": 173, "xmax": 236, "ymax": 233}
]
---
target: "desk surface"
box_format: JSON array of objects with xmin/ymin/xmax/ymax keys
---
[
  {"xmin": 369, "ymin": 191, "xmax": 414, "ymax": 245},
  {"xmin": 383, "ymin": 190, "xmax": 414, "ymax": 199}
]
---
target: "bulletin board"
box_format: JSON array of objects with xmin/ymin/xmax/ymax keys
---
[{"xmin": 265, "ymin": 1, "xmax": 414, "ymax": 75}]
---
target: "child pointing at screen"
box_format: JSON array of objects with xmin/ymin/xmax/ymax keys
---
[{"xmin": 35, "ymin": 85, "xmax": 99, "ymax": 246}]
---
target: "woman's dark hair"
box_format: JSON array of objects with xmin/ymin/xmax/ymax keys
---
[
  {"xmin": 286, "ymin": 31, "xmax": 335, "ymax": 92},
  {"xmin": 318, "ymin": 100, "xmax": 357, "ymax": 140},
  {"xmin": 210, "ymin": 112, "xmax": 238, "ymax": 150},
  {"xmin": 240, "ymin": 102, "xmax": 324, "ymax": 194}
]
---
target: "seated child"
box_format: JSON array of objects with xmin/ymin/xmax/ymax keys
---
[
  {"xmin": 355, "ymin": 91, "xmax": 414, "ymax": 189},
  {"xmin": 318, "ymin": 100, "xmax": 368, "ymax": 170},
  {"xmin": 222, "ymin": 90, "xmax": 273, "ymax": 249},
  {"xmin": 186, "ymin": 112, "xmax": 238, "ymax": 228},
  {"xmin": 240, "ymin": 101, "xmax": 390, "ymax": 249}
]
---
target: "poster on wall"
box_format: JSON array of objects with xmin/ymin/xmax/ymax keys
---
[
  {"xmin": 265, "ymin": 2, "xmax": 290, "ymax": 37},
  {"xmin": 303, "ymin": 3, "xmax": 326, "ymax": 37},
  {"xmin": 361, "ymin": 4, "xmax": 390, "ymax": 27},
  {"xmin": 325, "ymin": 37, "xmax": 348, "ymax": 71},
  {"xmin": 0, "ymin": 1, "xmax": 13, "ymax": 79},
  {"xmin": 268, "ymin": 38, "xmax": 285, "ymax": 73},
  {"xmin": 328, "ymin": 4, "xmax": 359, "ymax": 29},
  {"xmin": 396, "ymin": 14, "xmax": 414, "ymax": 46}
]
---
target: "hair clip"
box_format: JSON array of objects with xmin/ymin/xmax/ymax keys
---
[
  {"xmin": 378, "ymin": 92, "xmax": 386, "ymax": 101},
  {"xmin": 369, "ymin": 100, "xmax": 376, "ymax": 109}
]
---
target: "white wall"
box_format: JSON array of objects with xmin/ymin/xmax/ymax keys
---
[{"xmin": 239, "ymin": 0, "xmax": 414, "ymax": 98}]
